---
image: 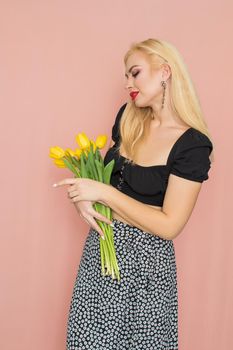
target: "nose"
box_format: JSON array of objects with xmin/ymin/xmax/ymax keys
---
[{"xmin": 124, "ymin": 76, "xmax": 133, "ymax": 91}]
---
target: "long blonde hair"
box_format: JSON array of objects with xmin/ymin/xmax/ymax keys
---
[{"xmin": 116, "ymin": 38, "xmax": 214, "ymax": 164}]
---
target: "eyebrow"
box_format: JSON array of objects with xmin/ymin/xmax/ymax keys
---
[{"xmin": 125, "ymin": 65, "xmax": 140, "ymax": 77}]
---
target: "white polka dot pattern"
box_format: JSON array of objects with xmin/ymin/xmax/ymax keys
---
[{"xmin": 66, "ymin": 218, "xmax": 178, "ymax": 350}]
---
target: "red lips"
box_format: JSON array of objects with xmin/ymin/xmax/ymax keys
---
[{"xmin": 130, "ymin": 91, "xmax": 139, "ymax": 100}]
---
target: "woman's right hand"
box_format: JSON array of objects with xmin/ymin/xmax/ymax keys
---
[{"xmin": 73, "ymin": 200, "xmax": 113, "ymax": 239}]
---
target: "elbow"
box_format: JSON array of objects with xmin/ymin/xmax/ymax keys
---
[
  {"xmin": 160, "ymin": 215, "xmax": 183, "ymax": 240},
  {"xmin": 162, "ymin": 229, "xmax": 181, "ymax": 241},
  {"xmin": 165, "ymin": 231, "xmax": 178, "ymax": 241},
  {"xmin": 168, "ymin": 230, "xmax": 181, "ymax": 240},
  {"xmin": 146, "ymin": 211, "xmax": 183, "ymax": 240},
  {"xmin": 167, "ymin": 222, "xmax": 186, "ymax": 240},
  {"xmin": 151, "ymin": 225, "xmax": 178, "ymax": 241}
]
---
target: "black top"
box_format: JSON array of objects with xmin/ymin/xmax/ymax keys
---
[{"xmin": 104, "ymin": 103, "xmax": 213, "ymax": 206}]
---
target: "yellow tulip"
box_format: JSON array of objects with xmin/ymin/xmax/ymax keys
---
[
  {"xmin": 53, "ymin": 158, "xmax": 66, "ymax": 168},
  {"xmin": 96, "ymin": 135, "xmax": 107, "ymax": 149},
  {"xmin": 75, "ymin": 132, "xmax": 90, "ymax": 150},
  {"xmin": 90, "ymin": 140, "xmax": 97, "ymax": 152},
  {"xmin": 49, "ymin": 146, "xmax": 65, "ymax": 159},
  {"xmin": 75, "ymin": 148, "xmax": 82, "ymax": 159},
  {"xmin": 65, "ymin": 148, "xmax": 76, "ymax": 157}
]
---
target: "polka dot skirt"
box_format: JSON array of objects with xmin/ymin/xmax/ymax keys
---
[{"xmin": 66, "ymin": 218, "xmax": 178, "ymax": 350}]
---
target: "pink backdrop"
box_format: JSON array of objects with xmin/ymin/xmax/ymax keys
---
[{"xmin": 0, "ymin": 1, "xmax": 232, "ymax": 349}]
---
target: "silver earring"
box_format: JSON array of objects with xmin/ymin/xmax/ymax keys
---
[{"xmin": 161, "ymin": 80, "xmax": 167, "ymax": 109}]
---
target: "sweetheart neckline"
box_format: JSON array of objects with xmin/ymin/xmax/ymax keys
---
[{"xmin": 114, "ymin": 127, "xmax": 193, "ymax": 169}]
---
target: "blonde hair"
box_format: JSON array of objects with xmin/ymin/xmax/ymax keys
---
[{"xmin": 116, "ymin": 38, "xmax": 214, "ymax": 164}]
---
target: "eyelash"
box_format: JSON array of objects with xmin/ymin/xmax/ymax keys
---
[{"xmin": 132, "ymin": 71, "xmax": 139, "ymax": 78}]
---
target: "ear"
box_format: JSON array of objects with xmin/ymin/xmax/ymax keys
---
[{"xmin": 161, "ymin": 63, "xmax": 172, "ymax": 80}]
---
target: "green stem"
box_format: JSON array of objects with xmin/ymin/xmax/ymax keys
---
[{"xmin": 99, "ymin": 222, "xmax": 120, "ymax": 281}]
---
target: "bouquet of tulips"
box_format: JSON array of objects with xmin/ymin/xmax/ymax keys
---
[{"xmin": 49, "ymin": 132, "xmax": 121, "ymax": 282}]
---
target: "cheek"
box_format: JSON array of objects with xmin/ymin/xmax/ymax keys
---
[
  {"xmin": 137, "ymin": 75, "xmax": 158, "ymax": 93},
  {"xmin": 140, "ymin": 82, "xmax": 157, "ymax": 97},
  {"xmin": 147, "ymin": 79, "xmax": 161, "ymax": 96}
]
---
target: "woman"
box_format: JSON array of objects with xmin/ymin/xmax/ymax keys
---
[{"xmin": 55, "ymin": 38, "xmax": 214, "ymax": 350}]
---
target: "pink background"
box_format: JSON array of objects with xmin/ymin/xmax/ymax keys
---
[{"xmin": 0, "ymin": 1, "xmax": 232, "ymax": 349}]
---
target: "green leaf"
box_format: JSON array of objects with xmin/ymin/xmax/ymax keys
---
[
  {"xmin": 80, "ymin": 152, "xmax": 88, "ymax": 178},
  {"xmin": 71, "ymin": 157, "xmax": 80, "ymax": 168},
  {"xmin": 63, "ymin": 158, "xmax": 80, "ymax": 177},
  {"xmin": 95, "ymin": 159, "xmax": 104, "ymax": 182},
  {"xmin": 103, "ymin": 159, "xmax": 115, "ymax": 184},
  {"xmin": 87, "ymin": 147, "xmax": 99, "ymax": 180},
  {"xmin": 86, "ymin": 161, "xmax": 94, "ymax": 179},
  {"xmin": 96, "ymin": 148, "xmax": 101, "ymax": 162},
  {"xmin": 94, "ymin": 148, "xmax": 102, "ymax": 169}
]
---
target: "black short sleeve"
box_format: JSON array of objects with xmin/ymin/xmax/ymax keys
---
[
  {"xmin": 170, "ymin": 131, "xmax": 213, "ymax": 182},
  {"xmin": 111, "ymin": 103, "xmax": 127, "ymax": 143}
]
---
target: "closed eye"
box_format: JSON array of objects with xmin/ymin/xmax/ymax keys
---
[{"xmin": 132, "ymin": 71, "xmax": 139, "ymax": 78}]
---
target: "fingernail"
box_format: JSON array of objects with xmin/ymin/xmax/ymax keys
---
[
  {"xmin": 101, "ymin": 235, "xmax": 105, "ymax": 240},
  {"xmin": 52, "ymin": 183, "xmax": 57, "ymax": 187}
]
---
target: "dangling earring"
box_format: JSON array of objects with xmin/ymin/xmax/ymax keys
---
[{"xmin": 161, "ymin": 80, "xmax": 167, "ymax": 109}]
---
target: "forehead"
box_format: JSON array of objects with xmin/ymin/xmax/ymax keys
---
[{"xmin": 125, "ymin": 51, "xmax": 149, "ymax": 68}]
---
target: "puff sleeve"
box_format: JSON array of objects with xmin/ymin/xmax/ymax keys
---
[
  {"xmin": 111, "ymin": 103, "xmax": 127, "ymax": 143},
  {"xmin": 170, "ymin": 131, "xmax": 213, "ymax": 182}
]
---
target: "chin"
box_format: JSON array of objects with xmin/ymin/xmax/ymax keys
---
[
  {"xmin": 133, "ymin": 97, "xmax": 142, "ymax": 105},
  {"xmin": 134, "ymin": 99, "xmax": 148, "ymax": 108}
]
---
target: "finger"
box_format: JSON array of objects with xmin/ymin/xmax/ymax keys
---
[
  {"xmin": 81, "ymin": 216, "xmax": 90, "ymax": 225},
  {"xmin": 69, "ymin": 196, "xmax": 82, "ymax": 204},
  {"xmin": 86, "ymin": 216, "xmax": 105, "ymax": 239},
  {"xmin": 91, "ymin": 210, "xmax": 113, "ymax": 225},
  {"xmin": 67, "ymin": 184, "xmax": 77, "ymax": 193},
  {"xmin": 53, "ymin": 178, "xmax": 77, "ymax": 187},
  {"xmin": 68, "ymin": 190, "xmax": 79, "ymax": 198}
]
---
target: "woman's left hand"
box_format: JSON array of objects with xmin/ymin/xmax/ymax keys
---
[{"xmin": 53, "ymin": 178, "xmax": 108, "ymax": 205}]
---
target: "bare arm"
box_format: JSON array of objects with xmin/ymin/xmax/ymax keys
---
[{"xmin": 101, "ymin": 174, "xmax": 202, "ymax": 240}]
